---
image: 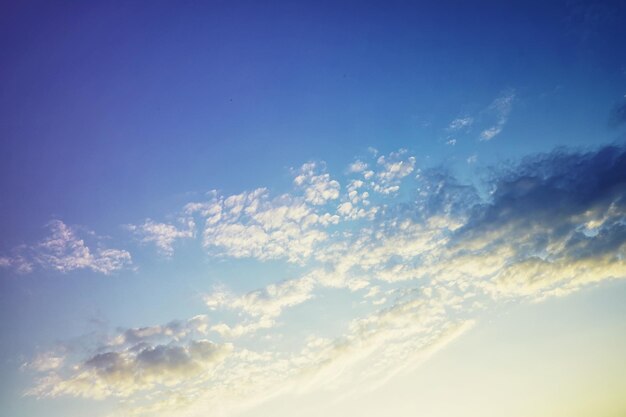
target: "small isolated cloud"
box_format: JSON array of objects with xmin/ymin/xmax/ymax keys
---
[
  {"xmin": 0, "ymin": 220, "xmax": 131, "ymax": 274},
  {"xmin": 348, "ymin": 160, "xmax": 368, "ymax": 173},
  {"xmin": 480, "ymin": 90, "xmax": 515, "ymax": 141},
  {"xmin": 447, "ymin": 116, "xmax": 473, "ymax": 132}
]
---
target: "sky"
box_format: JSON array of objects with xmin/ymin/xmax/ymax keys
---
[{"xmin": 1, "ymin": 1, "xmax": 626, "ymax": 416}]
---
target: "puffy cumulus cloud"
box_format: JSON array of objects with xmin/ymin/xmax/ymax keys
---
[
  {"xmin": 480, "ymin": 89, "xmax": 515, "ymax": 141},
  {"xmin": 27, "ymin": 315, "xmax": 228, "ymax": 401},
  {"xmin": 108, "ymin": 316, "xmax": 211, "ymax": 347},
  {"xmin": 24, "ymin": 144, "xmax": 626, "ymax": 417},
  {"xmin": 294, "ymin": 162, "xmax": 341, "ymax": 205},
  {"xmin": 348, "ymin": 160, "xmax": 368, "ymax": 173},
  {"xmin": 0, "ymin": 220, "xmax": 131, "ymax": 275},
  {"xmin": 127, "ymin": 219, "xmax": 194, "ymax": 256},
  {"xmin": 28, "ymin": 340, "xmax": 232, "ymax": 400}
]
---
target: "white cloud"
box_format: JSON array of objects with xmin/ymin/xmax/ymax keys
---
[
  {"xmin": 128, "ymin": 218, "xmax": 194, "ymax": 256},
  {"xmin": 480, "ymin": 90, "xmax": 515, "ymax": 141},
  {"xmin": 348, "ymin": 160, "xmax": 368, "ymax": 173},
  {"xmin": 28, "ymin": 340, "xmax": 232, "ymax": 400},
  {"xmin": 187, "ymin": 184, "xmax": 340, "ymax": 264},
  {"xmin": 1, "ymin": 220, "xmax": 131, "ymax": 274},
  {"xmin": 205, "ymin": 276, "xmax": 317, "ymax": 338},
  {"xmin": 447, "ymin": 116, "xmax": 473, "ymax": 131},
  {"xmin": 364, "ymin": 149, "xmax": 417, "ymax": 194},
  {"xmin": 294, "ymin": 162, "xmax": 341, "ymax": 205}
]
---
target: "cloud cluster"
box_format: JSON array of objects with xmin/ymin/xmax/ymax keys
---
[
  {"xmin": 1, "ymin": 220, "xmax": 131, "ymax": 274},
  {"xmin": 186, "ymin": 187, "xmax": 336, "ymax": 264},
  {"xmin": 25, "ymin": 144, "xmax": 626, "ymax": 417},
  {"xmin": 27, "ymin": 315, "xmax": 228, "ymax": 400},
  {"xmin": 294, "ymin": 162, "xmax": 341, "ymax": 205}
]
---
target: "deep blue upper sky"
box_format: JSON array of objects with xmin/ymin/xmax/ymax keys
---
[{"xmin": 2, "ymin": 0, "xmax": 625, "ymax": 244}]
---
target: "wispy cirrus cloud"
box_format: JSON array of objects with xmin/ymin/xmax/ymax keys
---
[
  {"xmin": 1, "ymin": 220, "xmax": 131, "ymax": 274},
  {"xmin": 24, "ymin": 144, "xmax": 626, "ymax": 417},
  {"xmin": 480, "ymin": 90, "xmax": 515, "ymax": 140}
]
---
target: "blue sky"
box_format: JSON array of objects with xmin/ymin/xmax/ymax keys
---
[{"xmin": 1, "ymin": 1, "xmax": 626, "ymax": 417}]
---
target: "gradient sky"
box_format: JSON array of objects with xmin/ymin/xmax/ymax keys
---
[{"xmin": 1, "ymin": 1, "xmax": 626, "ymax": 417}]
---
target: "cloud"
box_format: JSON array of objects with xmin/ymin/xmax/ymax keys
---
[
  {"xmin": 480, "ymin": 90, "xmax": 515, "ymax": 140},
  {"xmin": 1, "ymin": 220, "xmax": 131, "ymax": 274},
  {"xmin": 23, "ymin": 144, "xmax": 626, "ymax": 417},
  {"xmin": 204, "ymin": 276, "xmax": 317, "ymax": 338},
  {"xmin": 369, "ymin": 149, "xmax": 416, "ymax": 194},
  {"xmin": 189, "ymin": 188, "xmax": 335, "ymax": 264},
  {"xmin": 23, "ymin": 351, "xmax": 66, "ymax": 372},
  {"xmin": 446, "ymin": 116, "xmax": 473, "ymax": 131},
  {"xmin": 109, "ymin": 315, "xmax": 210, "ymax": 347},
  {"xmin": 28, "ymin": 340, "xmax": 232, "ymax": 400},
  {"xmin": 348, "ymin": 160, "xmax": 368, "ymax": 173},
  {"xmin": 127, "ymin": 219, "xmax": 195, "ymax": 256},
  {"xmin": 294, "ymin": 162, "xmax": 341, "ymax": 205}
]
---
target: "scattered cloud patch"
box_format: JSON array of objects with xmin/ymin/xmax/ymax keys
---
[
  {"xmin": 294, "ymin": 162, "xmax": 341, "ymax": 205},
  {"xmin": 128, "ymin": 219, "xmax": 195, "ymax": 256},
  {"xmin": 348, "ymin": 160, "xmax": 368, "ymax": 173},
  {"xmin": 447, "ymin": 116, "xmax": 473, "ymax": 131},
  {"xmin": 480, "ymin": 90, "xmax": 515, "ymax": 141},
  {"xmin": 1, "ymin": 221, "xmax": 131, "ymax": 274}
]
